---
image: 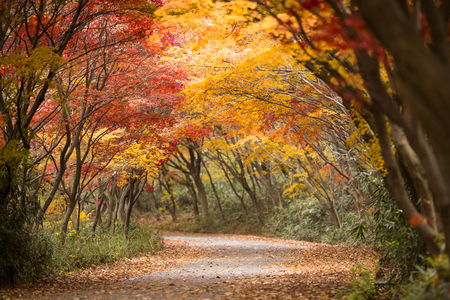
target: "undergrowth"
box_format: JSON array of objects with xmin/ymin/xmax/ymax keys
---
[
  {"xmin": 1, "ymin": 217, "xmax": 163, "ymax": 287},
  {"xmin": 46, "ymin": 219, "xmax": 163, "ymax": 275},
  {"xmin": 337, "ymin": 265, "xmax": 375, "ymax": 300}
]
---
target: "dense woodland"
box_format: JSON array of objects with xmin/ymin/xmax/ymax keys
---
[{"xmin": 1, "ymin": 0, "xmax": 450, "ymax": 298}]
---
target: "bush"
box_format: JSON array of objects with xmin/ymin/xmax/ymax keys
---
[
  {"xmin": 0, "ymin": 210, "xmax": 163, "ymax": 286},
  {"xmin": 369, "ymin": 187, "xmax": 427, "ymax": 282},
  {"xmin": 0, "ymin": 208, "xmax": 53, "ymax": 286},
  {"xmin": 400, "ymin": 256, "xmax": 450, "ymax": 300},
  {"xmin": 339, "ymin": 265, "xmax": 376, "ymax": 300}
]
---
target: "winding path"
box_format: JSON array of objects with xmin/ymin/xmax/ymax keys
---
[
  {"xmin": 142, "ymin": 234, "xmax": 302, "ymax": 282},
  {"xmin": 1, "ymin": 233, "xmax": 378, "ymax": 299}
]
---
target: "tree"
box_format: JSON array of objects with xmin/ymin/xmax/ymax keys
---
[
  {"xmin": 245, "ymin": 0, "xmax": 448, "ymax": 257},
  {"xmin": 354, "ymin": 0, "xmax": 450, "ymax": 254},
  {"xmin": 0, "ymin": 0, "xmax": 172, "ymax": 283},
  {"xmin": 167, "ymin": 124, "xmax": 213, "ymax": 217},
  {"xmin": 0, "ymin": 0, "xmax": 164, "ymax": 206},
  {"xmin": 169, "ymin": 12, "xmax": 373, "ymax": 228}
]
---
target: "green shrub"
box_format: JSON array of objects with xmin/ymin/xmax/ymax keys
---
[
  {"xmin": 0, "ymin": 213, "xmax": 53, "ymax": 286},
  {"xmin": 369, "ymin": 187, "xmax": 427, "ymax": 282},
  {"xmin": 400, "ymin": 257, "xmax": 450, "ymax": 300},
  {"xmin": 0, "ymin": 167, "xmax": 53, "ymax": 286},
  {"xmin": 339, "ymin": 265, "xmax": 376, "ymax": 300}
]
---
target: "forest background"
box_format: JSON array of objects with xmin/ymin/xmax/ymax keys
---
[{"xmin": 1, "ymin": 0, "xmax": 450, "ymax": 298}]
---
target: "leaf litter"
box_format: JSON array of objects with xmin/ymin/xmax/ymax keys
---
[{"xmin": 0, "ymin": 232, "xmax": 378, "ymax": 299}]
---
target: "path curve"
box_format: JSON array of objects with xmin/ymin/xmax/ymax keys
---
[
  {"xmin": 1, "ymin": 232, "xmax": 378, "ymax": 300},
  {"xmin": 135, "ymin": 234, "xmax": 305, "ymax": 282}
]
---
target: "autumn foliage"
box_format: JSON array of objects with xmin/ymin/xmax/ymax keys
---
[{"xmin": 1, "ymin": 0, "xmax": 450, "ymax": 293}]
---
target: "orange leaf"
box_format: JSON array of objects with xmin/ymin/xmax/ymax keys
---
[{"xmin": 409, "ymin": 214, "xmax": 422, "ymax": 227}]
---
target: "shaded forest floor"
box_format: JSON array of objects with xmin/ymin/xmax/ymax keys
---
[{"xmin": 0, "ymin": 232, "xmax": 378, "ymax": 299}]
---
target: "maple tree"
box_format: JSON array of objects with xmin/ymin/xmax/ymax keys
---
[
  {"xmin": 53, "ymin": 39, "xmax": 184, "ymax": 237},
  {"xmin": 0, "ymin": 0, "xmax": 163, "ymax": 205},
  {"xmin": 144, "ymin": 7, "xmax": 437, "ymax": 292},
  {"xmin": 0, "ymin": 0, "xmax": 191, "ymax": 259},
  {"xmin": 0, "ymin": 0, "xmax": 182, "ymax": 282},
  {"xmin": 162, "ymin": 11, "xmax": 371, "ymax": 230},
  {"xmin": 165, "ymin": 123, "xmax": 215, "ymax": 218}
]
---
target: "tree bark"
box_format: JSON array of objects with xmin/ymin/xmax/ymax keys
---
[
  {"xmin": 391, "ymin": 123, "xmax": 439, "ymax": 232},
  {"xmin": 254, "ymin": 161, "xmax": 282, "ymax": 207},
  {"xmin": 374, "ymin": 111, "xmax": 439, "ymax": 255},
  {"xmin": 184, "ymin": 174, "xmax": 199, "ymax": 216},
  {"xmin": 105, "ymin": 177, "xmax": 117, "ymax": 229},
  {"xmin": 124, "ymin": 175, "xmax": 145, "ymax": 237},
  {"xmin": 115, "ymin": 184, "xmax": 130, "ymax": 232},
  {"xmin": 202, "ymin": 160, "xmax": 224, "ymax": 219},
  {"xmin": 160, "ymin": 168, "xmax": 177, "ymax": 221},
  {"xmin": 355, "ymin": 0, "xmax": 450, "ymax": 257},
  {"xmin": 148, "ymin": 188, "xmax": 160, "ymax": 221},
  {"xmin": 188, "ymin": 147, "xmax": 209, "ymax": 217},
  {"xmin": 92, "ymin": 178, "xmax": 105, "ymax": 232}
]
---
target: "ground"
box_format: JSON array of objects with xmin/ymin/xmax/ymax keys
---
[{"xmin": 0, "ymin": 232, "xmax": 378, "ymax": 299}]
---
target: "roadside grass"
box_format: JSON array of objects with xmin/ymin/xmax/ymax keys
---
[{"xmin": 45, "ymin": 219, "xmax": 163, "ymax": 276}]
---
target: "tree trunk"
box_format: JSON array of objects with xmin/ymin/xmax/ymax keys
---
[
  {"xmin": 71, "ymin": 201, "xmax": 79, "ymax": 231},
  {"xmin": 192, "ymin": 170, "xmax": 208, "ymax": 217},
  {"xmin": 124, "ymin": 176, "xmax": 137, "ymax": 237},
  {"xmin": 184, "ymin": 174, "xmax": 199, "ymax": 216},
  {"xmin": 93, "ymin": 178, "xmax": 105, "ymax": 232},
  {"xmin": 115, "ymin": 184, "xmax": 130, "ymax": 233},
  {"xmin": 160, "ymin": 170, "xmax": 177, "ymax": 221},
  {"xmin": 391, "ymin": 123, "xmax": 439, "ymax": 232},
  {"xmin": 355, "ymin": 0, "xmax": 450, "ymax": 260},
  {"xmin": 111, "ymin": 189, "xmax": 121, "ymax": 234},
  {"xmin": 374, "ymin": 111, "xmax": 439, "ymax": 255},
  {"xmin": 60, "ymin": 130, "xmax": 84, "ymax": 242},
  {"xmin": 188, "ymin": 148, "xmax": 208, "ymax": 217},
  {"xmin": 149, "ymin": 189, "xmax": 160, "ymax": 221},
  {"xmin": 254, "ymin": 161, "xmax": 281, "ymax": 207},
  {"xmin": 240, "ymin": 175, "xmax": 262, "ymax": 224},
  {"xmin": 202, "ymin": 160, "xmax": 224, "ymax": 219},
  {"xmin": 61, "ymin": 199, "xmax": 77, "ymax": 240},
  {"xmin": 124, "ymin": 175, "xmax": 146, "ymax": 236},
  {"xmin": 118, "ymin": 187, "xmax": 127, "ymax": 223},
  {"xmin": 105, "ymin": 178, "xmax": 117, "ymax": 229},
  {"xmin": 222, "ymin": 164, "xmax": 247, "ymax": 213}
]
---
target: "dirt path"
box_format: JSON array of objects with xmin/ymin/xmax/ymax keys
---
[
  {"xmin": 146, "ymin": 234, "xmax": 302, "ymax": 281},
  {"xmin": 0, "ymin": 232, "xmax": 378, "ymax": 299}
]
